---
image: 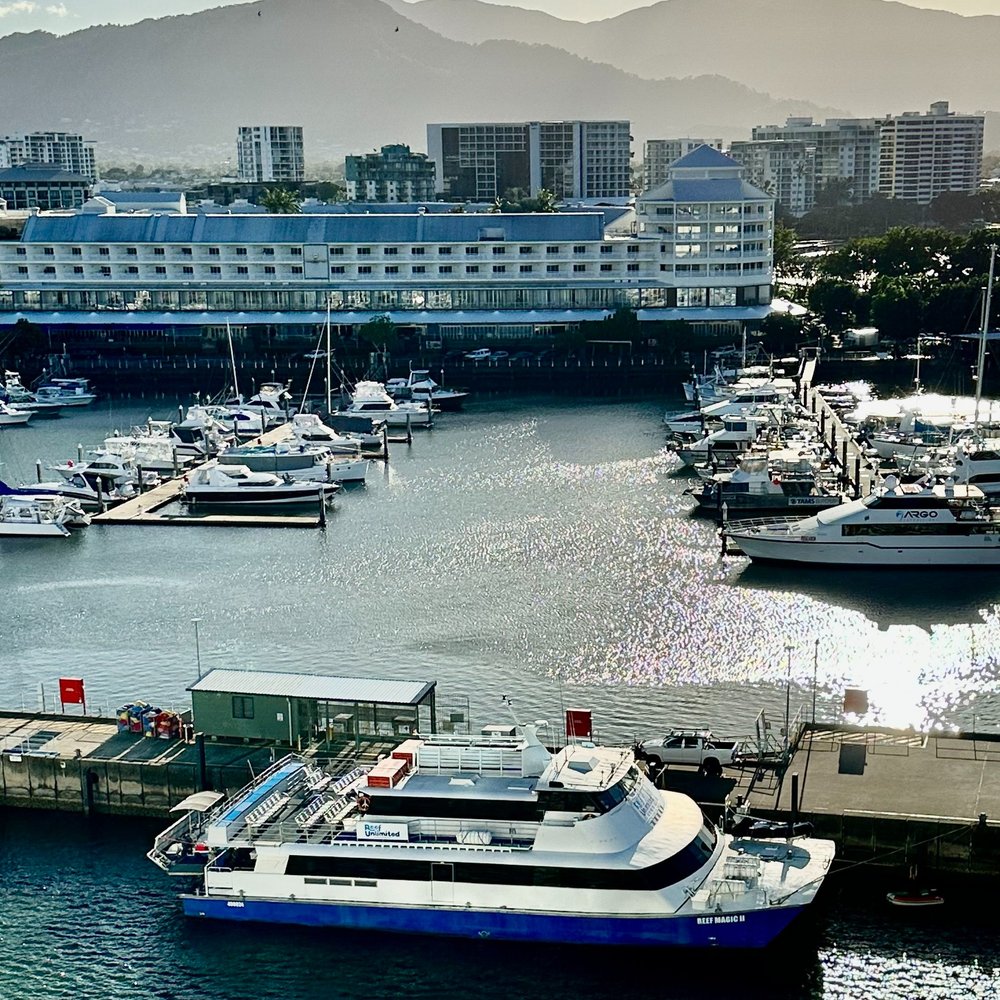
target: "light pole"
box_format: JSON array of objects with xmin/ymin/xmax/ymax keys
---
[{"xmin": 192, "ymin": 617, "xmax": 203, "ymax": 680}]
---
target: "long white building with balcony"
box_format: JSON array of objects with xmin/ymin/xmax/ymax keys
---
[{"xmin": 0, "ymin": 147, "xmax": 773, "ymax": 342}]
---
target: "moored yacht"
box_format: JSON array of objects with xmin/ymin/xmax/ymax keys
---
[
  {"xmin": 343, "ymin": 381, "xmax": 432, "ymax": 426},
  {"xmin": 36, "ymin": 377, "xmax": 97, "ymax": 406},
  {"xmin": 218, "ymin": 442, "xmax": 369, "ymax": 484},
  {"xmin": 149, "ymin": 723, "xmax": 834, "ymax": 948},
  {"xmin": 0, "ymin": 401, "xmax": 32, "ymax": 426},
  {"xmin": 387, "ymin": 370, "xmax": 469, "ymax": 411},
  {"xmin": 725, "ymin": 476, "xmax": 1000, "ymax": 566},
  {"xmin": 183, "ymin": 465, "xmax": 339, "ymax": 506},
  {"xmin": 0, "ymin": 494, "xmax": 89, "ymax": 537},
  {"xmin": 1, "ymin": 370, "xmax": 64, "ymax": 417}
]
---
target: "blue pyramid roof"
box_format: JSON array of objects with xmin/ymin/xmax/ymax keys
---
[{"xmin": 671, "ymin": 144, "xmax": 740, "ymax": 170}]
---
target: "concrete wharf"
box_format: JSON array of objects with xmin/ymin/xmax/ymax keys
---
[{"xmin": 3, "ymin": 709, "xmax": 999, "ymax": 877}]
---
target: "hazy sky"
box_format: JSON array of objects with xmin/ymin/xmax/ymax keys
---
[{"xmin": 0, "ymin": 0, "xmax": 998, "ymax": 35}]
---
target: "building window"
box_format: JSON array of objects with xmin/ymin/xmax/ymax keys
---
[
  {"xmin": 573, "ymin": 245, "xmax": 586, "ymax": 254},
  {"xmin": 385, "ymin": 265, "xmax": 399, "ymax": 274},
  {"xmin": 330, "ymin": 247, "xmax": 344, "ymax": 255},
  {"xmin": 232, "ymin": 696, "xmax": 254, "ymax": 720},
  {"xmin": 331, "ymin": 266, "xmax": 345, "ymax": 274},
  {"xmin": 466, "ymin": 265, "xmax": 480, "ymax": 273},
  {"xmin": 237, "ymin": 266, "xmax": 248, "ymax": 275},
  {"xmin": 384, "ymin": 247, "xmax": 398, "ymax": 256},
  {"xmin": 43, "ymin": 247, "xmax": 54, "ymax": 256},
  {"xmin": 234, "ymin": 247, "xmax": 247, "ymax": 256},
  {"xmin": 155, "ymin": 266, "xmax": 166, "ymax": 274},
  {"xmin": 519, "ymin": 265, "xmax": 533, "ymax": 273},
  {"xmin": 153, "ymin": 247, "xmax": 165, "ymax": 256},
  {"xmin": 677, "ymin": 288, "xmax": 706, "ymax": 307},
  {"xmin": 438, "ymin": 247, "xmax": 452, "ymax": 255},
  {"xmin": 73, "ymin": 265, "xmax": 84, "ymax": 274},
  {"xmin": 182, "ymin": 248, "xmax": 193, "ymax": 256},
  {"xmin": 573, "ymin": 263, "xmax": 586, "ymax": 272},
  {"xmin": 519, "ymin": 246, "xmax": 533, "ymax": 255},
  {"xmin": 411, "ymin": 247, "xmax": 425, "ymax": 256},
  {"xmin": 98, "ymin": 247, "xmax": 110, "ymax": 256},
  {"xmin": 126, "ymin": 247, "xmax": 138, "ymax": 256},
  {"xmin": 71, "ymin": 247, "xmax": 82, "ymax": 256},
  {"xmin": 492, "ymin": 246, "xmax": 506, "ymax": 255},
  {"xmin": 546, "ymin": 246, "xmax": 559, "ymax": 254},
  {"xmin": 627, "ymin": 244, "xmax": 639, "ymax": 254},
  {"xmin": 127, "ymin": 266, "xmax": 139, "ymax": 274},
  {"xmin": 600, "ymin": 245, "xmax": 613, "ymax": 254},
  {"xmin": 358, "ymin": 265, "xmax": 372, "ymax": 274},
  {"xmin": 290, "ymin": 247, "xmax": 303, "ymax": 256},
  {"xmin": 291, "ymin": 265, "xmax": 303, "ymax": 274},
  {"xmin": 17, "ymin": 265, "xmax": 27, "ymax": 274},
  {"xmin": 210, "ymin": 266, "xmax": 221, "ymax": 275},
  {"xmin": 546, "ymin": 264, "xmax": 560, "ymax": 273},
  {"xmin": 600, "ymin": 263, "xmax": 612, "ymax": 272},
  {"xmin": 43, "ymin": 265, "xmax": 55, "ymax": 274},
  {"xmin": 262, "ymin": 248, "xmax": 275, "ymax": 256},
  {"xmin": 439, "ymin": 265, "xmax": 452, "ymax": 274},
  {"xmin": 183, "ymin": 266, "xmax": 194, "ymax": 275},
  {"xmin": 15, "ymin": 247, "xmax": 25, "ymax": 256},
  {"xmin": 357, "ymin": 247, "xmax": 371, "ymax": 256},
  {"xmin": 493, "ymin": 265, "xmax": 505, "ymax": 273},
  {"xmin": 100, "ymin": 266, "xmax": 111, "ymax": 276},
  {"xmin": 208, "ymin": 247, "xmax": 220, "ymax": 256},
  {"xmin": 627, "ymin": 263, "xmax": 639, "ymax": 272},
  {"xmin": 465, "ymin": 247, "xmax": 479, "ymax": 255},
  {"xmin": 264, "ymin": 266, "xmax": 275, "ymax": 275},
  {"xmin": 412, "ymin": 265, "xmax": 426, "ymax": 274}
]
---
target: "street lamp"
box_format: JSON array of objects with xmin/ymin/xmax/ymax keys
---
[{"xmin": 192, "ymin": 617, "xmax": 203, "ymax": 680}]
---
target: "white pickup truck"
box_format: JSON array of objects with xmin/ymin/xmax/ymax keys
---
[{"xmin": 634, "ymin": 729, "xmax": 746, "ymax": 777}]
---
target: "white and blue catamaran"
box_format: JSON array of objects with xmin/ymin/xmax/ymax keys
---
[{"xmin": 149, "ymin": 725, "xmax": 833, "ymax": 948}]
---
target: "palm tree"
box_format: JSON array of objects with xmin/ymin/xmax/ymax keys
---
[{"xmin": 259, "ymin": 187, "xmax": 302, "ymax": 214}]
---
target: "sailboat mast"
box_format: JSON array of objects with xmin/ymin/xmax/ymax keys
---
[
  {"xmin": 226, "ymin": 321, "xmax": 240, "ymax": 401},
  {"xmin": 325, "ymin": 299, "xmax": 332, "ymax": 416},
  {"xmin": 974, "ymin": 244, "xmax": 997, "ymax": 429}
]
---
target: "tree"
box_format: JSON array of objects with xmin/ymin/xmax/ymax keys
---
[
  {"xmin": 807, "ymin": 278, "xmax": 860, "ymax": 332},
  {"xmin": 869, "ymin": 276, "xmax": 924, "ymax": 340},
  {"xmin": 361, "ymin": 314, "xmax": 399, "ymax": 353},
  {"xmin": 772, "ymin": 222, "xmax": 801, "ymax": 279},
  {"xmin": 757, "ymin": 313, "xmax": 803, "ymax": 356},
  {"xmin": 259, "ymin": 187, "xmax": 301, "ymax": 214}
]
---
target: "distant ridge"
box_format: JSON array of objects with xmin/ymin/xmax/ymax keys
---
[{"xmin": 0, "ymin": 0, "xmax": 839, "ymax": 164}]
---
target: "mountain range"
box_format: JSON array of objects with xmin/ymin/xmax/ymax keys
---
[{"xmin": 0, "ymin": 0, "xmax": 994, "ymax": 166}]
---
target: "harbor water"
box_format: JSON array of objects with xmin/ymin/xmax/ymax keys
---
[{"xmin": 2, "ymin": 394, "xmax": 1000, "ymax": 997}]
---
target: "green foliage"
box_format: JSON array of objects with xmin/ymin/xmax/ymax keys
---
[
  {"xmin": 757, "ymin": 313, "xmax": 803, "ymax": 356},
  {"xmin": 806, "ymin": 278, "xmax": 861, "ymax": 332},
  {"xmin": 259, "ymin": 187, "xmax": 302, "ymax": 214},
  {"xmin": 869, "ymin": 276, "xmax": 924, "ymax": 340},
  {"xmin": 495, "ymin": 187, "xmax": 559, "ymax": 213},
  {"xmin": 361, "ymin": 314, "xmax": 399, "ymax": 352},
  {"xmin": 772, "ymin": 222, "xmax": 801, "ymax": 278}
]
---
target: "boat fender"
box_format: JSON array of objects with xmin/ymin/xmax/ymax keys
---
[{"xmin": 357, "ymin": 792, "xmax": 371, "ymax": 814}]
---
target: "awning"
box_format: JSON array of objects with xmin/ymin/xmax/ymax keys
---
[{"xmin": 170, "ymin": 790, "xmax": 225, "ymax": 813}]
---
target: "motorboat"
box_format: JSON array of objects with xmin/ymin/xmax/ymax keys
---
[
  {"xmin": 148, "ymin": 412, "xmax": 231, "ymax": 462},
  {"xmin": 342, "ymin": 381, "xmax": 432, "ymax": 426},
  {"xmin": 227, "ymin": 382, "xmax": 295, "ymax": 427},
  {"xmin": 724, "ymin": 475, "xmax": 1000, "ymax": 567},
  {"xmin": 35, "ymin": 377, "xmax": 97, "ymax": 406},
  {"xmin": 1, "ymin": 370, "xmax": 64, "ymax": 417},
  {"xmin": 97, "ymin": 430, "xmax": 188, "ymax": 476},
  {"xmin": 672, "ymin": 414, "xmax": 770, "ymax": 468},
  {"xmin": 2, "ymin": 472, "xmax": 136, "ymax": 512},
  {"xmin": 687, "ymin": 452, "xmax": 843, "ymax": 521},
  {"xmin": 951, "ymin": 439, "xmax": 1000, "ymax": 498},
  {"xmin": 886, "ymin": 888, "xmax": 944, "ymax": 907},
  {"xmin": 0, "ymin": 494, "xmax": 89, "ymax": 537},
  {"xmin": 290, "ymin": 413, "xmax": 366, "ymax": 455},
  {"xmin": 218, "ymin": 442, "xmax": 369, "ymax": 484},
  {"xmin": 0, "ymin": 401, "xmax": 32, "ymax": 426},
  {"xmin": 51, "ymin": 452, "xmax": 158, "ymax": 488},
  {"xmin": 149, "ymin": 723, "xmax": 835, "ymax": 947},
  {"xmin": 387, "ymin": 370, "xmax": 469, "ymax": 411},
  {"xmin": 183, "ymin": 464, "xmax": 339, "ymax": 506}
]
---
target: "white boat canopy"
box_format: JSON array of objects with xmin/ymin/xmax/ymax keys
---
[{"xmin": 170, "ymin": 790, "xmax": 226, "ymax": 813}]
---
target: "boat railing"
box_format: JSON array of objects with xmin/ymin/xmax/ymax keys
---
[{"xmin": 724, "ymin": 516, "xmax": 806, "ymax": 533}]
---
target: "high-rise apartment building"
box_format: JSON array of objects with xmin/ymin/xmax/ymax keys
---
[
  {"xmin": 427, "ymin": 121, "xmax": 631, "ymax": 202},
  {"xmin": 642, "ymin": 138, "xmax": 723, "ymax": 191},
  {"xmin": 236, "ymin": 125, "xmax": 305, "ymax": 184},
  {"xmin": 344, "ymin": 144, "xmax": 436, "ymax": 202},
  {"xmin": 0, "ymin": 132, "xmax": 97, "ymax": 182},
  {"xmin": 878, "ymin": 102, "xmax": 984, "ymax": 205},
  {"xmin": 727, "ymin": 140, "xmax": 815, "ymax": 217}
]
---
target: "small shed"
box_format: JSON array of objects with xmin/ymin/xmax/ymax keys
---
[{"xmin": 189, "ymin": 669, "xmax": 437, "ymax": 747}]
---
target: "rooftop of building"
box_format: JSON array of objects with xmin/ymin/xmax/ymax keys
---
[{"xmin": 0, "ymin": 164, "xmax": 91, "ymax": 183}]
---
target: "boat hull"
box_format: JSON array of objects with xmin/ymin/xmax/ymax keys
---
[
  {"xmin": 180, "ymin": 893, "xmax": 807, "ymax": 948},
  {"xmin": 184, "ymin": 487, "xmax": 336, "ymax": 506},
  {"xmin": 730, "ymin": 535, "xmax": 1000, "ymax": 567}
]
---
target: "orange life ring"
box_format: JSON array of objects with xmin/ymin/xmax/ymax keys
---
[{"xmin": 357, "ymin": 792, "xmax": 371, "ymax": 814}]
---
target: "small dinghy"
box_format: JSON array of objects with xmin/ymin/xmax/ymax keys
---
[{"xmin": 886, "ymin": 888, "xmax": 944, "ymax": 907}]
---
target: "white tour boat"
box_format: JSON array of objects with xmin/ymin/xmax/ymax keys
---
[
  {"xmin": 725, "ymin": 475, "xmax": 1000, "ymax": 567},
  {"xmin": 149, "ymin": 724, "xmax": 834, "ymax": 948}
]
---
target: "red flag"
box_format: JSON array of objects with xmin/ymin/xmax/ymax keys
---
[{"xmin": 59, "ymin": 678, "xmax": 85, "ymax": 707}]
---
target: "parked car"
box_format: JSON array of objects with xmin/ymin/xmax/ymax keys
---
[
  {"xmin": 634, "ymin": 729, "xmax": 747, "ymax": 777},
  {"xmin": 490, "ymin": 350, "xmax": 510, "ymax": 361},
  {"xmin": 510, "ymin": 350, "xmax": 535, "ymax": 362},
  {"xmin": 464, "ymin": 348, "xmax": 492, "ymax": 361}
]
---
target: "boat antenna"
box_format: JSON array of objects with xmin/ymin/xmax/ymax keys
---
[
  {"xmin": 974, "ymin": 244, "xmax": 997, "ymax": 431},
  {"xmin": 500, "ymin": 695, "xmax": 522, "ymax": 729}
]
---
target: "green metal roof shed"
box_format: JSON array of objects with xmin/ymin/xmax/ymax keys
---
[{"xmin": 189, "ymin": 669, "xmax": 437, "ymax": 747}]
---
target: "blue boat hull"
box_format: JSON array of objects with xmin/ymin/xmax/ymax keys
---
[{"xmin": 180, "ymin": 894, "xmax": 806, "ymax": 948}]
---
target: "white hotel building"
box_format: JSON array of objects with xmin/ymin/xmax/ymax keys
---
[{"xmin": 0, "ymin": 146, "xmax": 774, "ymax": 342}]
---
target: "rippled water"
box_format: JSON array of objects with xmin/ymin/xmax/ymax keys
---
[{"xmin": 2, "ymin": 395, "xmax": 1000, "ymax": 998}]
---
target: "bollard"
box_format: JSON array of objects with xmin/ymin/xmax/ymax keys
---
[
  {"xmin": 317, "ymin": 486, "xmax": 327, "ymax": 528},
  {"xmin": 77, "ymin": 443, "xmax": 83, "ymax": 464},
  {"xmin": 172, "ymin": 448, "xmax": 180, "ymax": 478},
  {"xmin": 36, "ymin": 459, "xmax": 42, "ymax": 483},
  {"xmin": 136, "ymin": 464, "xmax": 144, "ymax": 494},
  {"xmin": 406, "ymin": 413, "xmax": 412, "ymax": 446},
  {"xmin": 96, "ymin": 475, "xmax": 104, "ymax": 513},
  {"xmin": 790, "ymin": 772, "xmax": 800, "ymax": 835},
  {"xmin": 382, "ymin": 423, "xmax": 390, "ymax": 463}
]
